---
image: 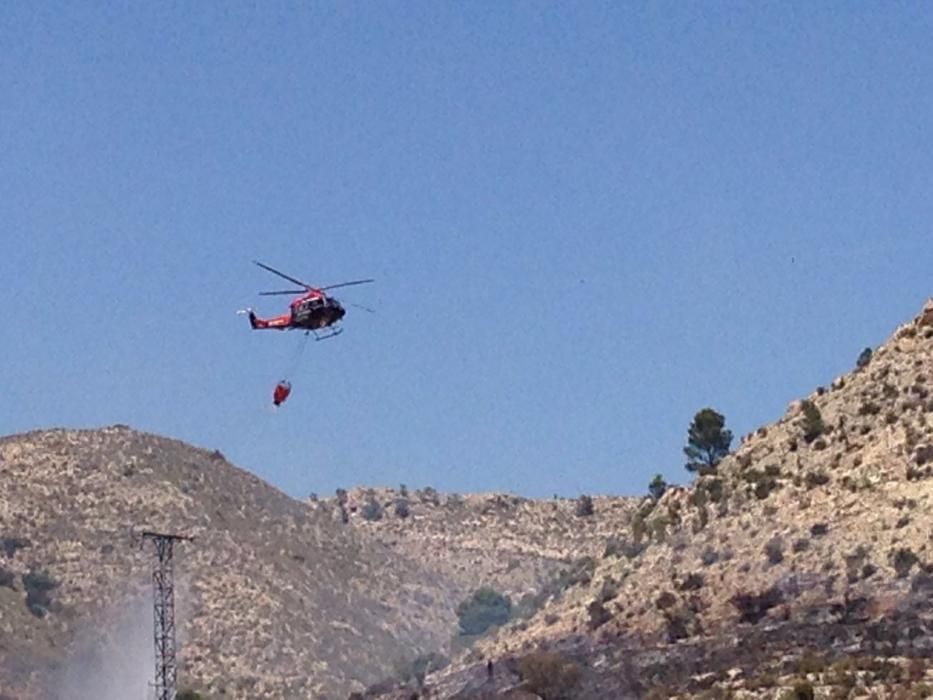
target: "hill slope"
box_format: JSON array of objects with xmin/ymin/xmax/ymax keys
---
[
  {"xmin": 0, "ymin": 427, "xmax": 460, "ymax": 699},
  {"xmin": 402, "ymin": 298, "xmax": 933, "ymax": 698},
  {"xmin": 309, "ymin": 487, "xmax": 638, "ymax": 605}
]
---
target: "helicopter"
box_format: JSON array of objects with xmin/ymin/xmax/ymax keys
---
[{"xmin": 240, "ymin": 260, "xmax": 374, "ymax": 340}]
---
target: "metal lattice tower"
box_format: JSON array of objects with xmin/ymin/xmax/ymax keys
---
[{"xmin": 142, "ymin": 531, "xmax": 192, "ymax": 700}]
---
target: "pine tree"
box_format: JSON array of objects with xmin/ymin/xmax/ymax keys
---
[
  {"xmin": 648, "ymin": 474, "xmax": 668, "ymax": 500},
  {"xmin": 684, "ymin": 408, "xmax": 732, "ymax": 473}
]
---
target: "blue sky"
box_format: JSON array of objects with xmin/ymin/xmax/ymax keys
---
[{"xmin": 2, "ymin": 2, "xmax": 930, "ymax": 500}]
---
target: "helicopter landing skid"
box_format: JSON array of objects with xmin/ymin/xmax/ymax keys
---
[{"xmin": 307, "ymin": 327, "xmax": 344, "ymax": 341}]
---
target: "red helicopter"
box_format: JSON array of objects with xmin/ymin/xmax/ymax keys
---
[{"xmin": 240, "ymin": 260, "xmax": 374, "ymax": 341}]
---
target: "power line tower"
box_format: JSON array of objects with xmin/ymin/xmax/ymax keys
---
[{"xmin": 141, "ymin": 531, "xmax": 192, "ymax": 700}]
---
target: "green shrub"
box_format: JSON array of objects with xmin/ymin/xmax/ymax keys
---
[
  {"xmin": 648, "ymin": 474, "xmax": 668, "ymax": 500},
  {"xmin": 891, "ymin": 547, "xmax": 919, "ymax": 578},
  {"xmin": 361, "ymin": 499, "xmax": 383, "ymax": 521},
  {"xmin": 700, "ymin": 548, "xmax": 719, "ymax": 566},
  {"xmin": 649, "ymin": 514, "xmax": 670, "ymax": 543},
  {"xmin": 1, "ymin": 536, "xmax": 29, "ymax": 558},
  {"xmin": 800, "ymin": 400, "xmax": 825, "ymax": 443},
  {"xmin": 796, "ymin": 651, "xmax": 827, "ymax": 674},
  {"xmin": 785, "ymin": 680, "xmax": 814, "ymax": 700},
  {"xmin": 731, "ymin": 585, "xmax": 782, "ymax": 624},
  {"xmin": 810, "ymin": 523, "xmax": 829, "ymax": 537},
  {"xmin": 395, "ymin": 652, "xmax": 449, "ymax": 686},
  {"xmin": 805, "ymin": 471, "xmax": 830, "ymax": 489},
  {"xmin": 764, "ymin": 537, "xmax": 784, "ymax": 565},
  {"xmin": 394, "ymin": 498, "xmax": 410, "ymax": 519},
  {"xmin": 856, "ymin": 347, "xmax": 873, "ymax": 370},
  {"xmin": 575, "ymin": 494, "xmax": 594, "ymax": 517},
  {"xmin": 699, "ymin": 477, "xmax": 725, "ymax": 503},
  {"xmin": 420, "ymin": 486, "xmax": 440, "ymax": 506},
  {"xmin": 679, "ymin": 573, "xmax": 704, "ymax": 591},
  {"xmin": 754, "ymin": 479, "xmax": 779, "ymax": 500},
  {"xmin": 456, "ymin": 587, "xmax": 511, "ymax": 636},
  {"xmin": 22, "ymin": 570, "xmax": 57, "ymax": 618},
  {"xmin": 177, "ymin": 692, "xmax": 205, "ymax": 700},
  {"xmin": 655, "ymin": 591, "xmax": 676, "ymax": 610},
  {"xmin": 587, "ymin": 599, "xmax": 610, "ymax": 629}
]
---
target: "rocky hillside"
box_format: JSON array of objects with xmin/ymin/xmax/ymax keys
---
[
  {"xmin": 4, "ymin": 299, "xmax": 932, "ymax": 700},
  {"xmin": 0, "ymin": 428, "xmax": 462, "ymax": 699},
  {"xmin": 308, "ymin": 487, "xmax": 638, "ymax": 604},
  {"xmin": 380, "ymin": 298, "xmax": 933, "ymax": 699}
]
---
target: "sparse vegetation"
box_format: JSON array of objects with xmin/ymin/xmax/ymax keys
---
[
  {"xmin": 684, "ymin": 408, "xmax": 733, "ymax": 473},
  {"xmin": 391, "ymin": 651, "xmax": 449, "ymax": 688},
  {"xmin": 631, "ymin": 511, "xmax": 647, "ymax": 544},
  {"xmin": 743, "ymin": 467, "xmax": 781, "ymax": 499},
  {"xmin": 662, "ymin": 604, "xmax": 697, "ymax": 642},
  {"xmin": 649, "ymin": 513, "xmax": 671, "ymax": 542},
  {"xmin": 1, "ymin": 536, "xmax": 28, "ymax": 558},
  {"xmin": 603, "ymin": 535, "xmax": 643, "ymax": 560},
  {"xmin": 730, "ymin": 585, "xmax": 782, "ymax": 624},
  {"xmin": 795, "ymin": 651, "xmax": 827, "ymax": 675},
  {"xmin": 517, "ymin": 650, "xmax": 581, "ymax": 700},
  {"xmin": 7, "ymin": 297, "xmax": 933, "ymax": 699}
]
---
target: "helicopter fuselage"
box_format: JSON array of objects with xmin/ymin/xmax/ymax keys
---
[
  {"xmin": 247, "ymin": 292, "xmax": 346, "ymax": 332},
  {"xmin": 289, "ymin": 292, "xmax": 346, "ymax": 330}
]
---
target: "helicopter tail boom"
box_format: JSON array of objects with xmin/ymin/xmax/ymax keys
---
[{"xmin": 239, "ymin": 309, "xmax": 290, "ymax": 330}]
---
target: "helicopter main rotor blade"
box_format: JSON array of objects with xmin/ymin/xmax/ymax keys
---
[
  {"xmin": 321, "ymin": 279, "xmax": 375, "ymax": 291},
  {"xmin": 252, "ymin": 260, "xmax": 313, "ymax": 290},
  {"xmin": 347, "ymin": 302, "xmax": 376, "ymax": 313},
  {"xmin": 259, "ymin": 290, "xmax": 309, "ymax": 296}
]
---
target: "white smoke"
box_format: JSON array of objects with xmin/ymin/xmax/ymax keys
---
[
  {"xmin": 44, "ymin": 565, "xmax": 199, "ymax": 700},
  {"xmin": 50, "ymin": 593, "xmax": 154, "ymax": 700}
]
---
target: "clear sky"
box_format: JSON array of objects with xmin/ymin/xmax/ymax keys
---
[{"xmin": 2, "ymin": 2, "xmax": 931, "ymax": 500}]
